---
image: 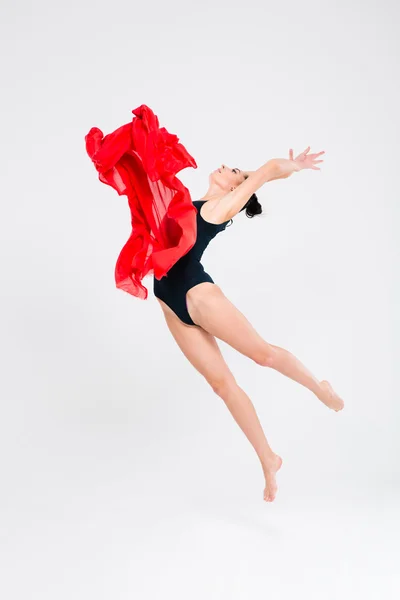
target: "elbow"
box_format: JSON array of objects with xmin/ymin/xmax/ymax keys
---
[{"xmin": 261, "ymin": 159, "xmax": 279, "ymax": 182}]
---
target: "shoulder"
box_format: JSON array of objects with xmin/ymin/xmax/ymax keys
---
[{"xmin": 198, "ymin": 199, "xmax": 230, "ymax": 225}]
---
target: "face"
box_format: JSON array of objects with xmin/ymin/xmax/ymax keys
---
[{"xmin": 209, "ymin": 164, "xmax": 245, "ymax": 191}]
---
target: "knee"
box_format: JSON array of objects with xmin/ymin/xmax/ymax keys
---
[
  {"xmin": 254, "ymin": 345, "xmax": 276, "ymax": 368},
  {"xmin": 208, "ymin": 374, "xmax": 237, "ymax": 397}
]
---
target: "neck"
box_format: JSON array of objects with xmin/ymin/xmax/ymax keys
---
[{"xmin": 199, "ymin": 183, "xmax": 226, "ymax": 202}]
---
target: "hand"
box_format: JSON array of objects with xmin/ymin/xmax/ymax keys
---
[
  {"xmin": 265, "ymin": 147, "xmax": 325, "ymax": 181},
  {"xmin": 289, "ymin": 146, "xmax": 325, "ymax": 171}
]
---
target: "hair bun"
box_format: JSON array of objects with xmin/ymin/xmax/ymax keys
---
[{"xmin": 241, "ymin": 193, "xmax": 262, "ymax": 218}]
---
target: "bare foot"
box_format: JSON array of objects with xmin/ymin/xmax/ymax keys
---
[
  {"xmin": 262, "ymin": 453, "xmax": 283, "ymax": 502},
  {"xmin": 319, "ymin": 380, "xmax": 344, "ymax": 411}
]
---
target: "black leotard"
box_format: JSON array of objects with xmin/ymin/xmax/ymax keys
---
[{"xmin": 153, "ymin": 200, "xmax": 231, "ymax": 326}]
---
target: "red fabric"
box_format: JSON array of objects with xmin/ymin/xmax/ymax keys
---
[{"xmin": 85, "ymin": 104, "xmax": 198, "ymax": 299}]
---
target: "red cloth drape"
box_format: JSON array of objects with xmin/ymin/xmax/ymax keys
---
[{"xmin": 85, "ymin": 104, "xmax": 198, "ymax": 299}]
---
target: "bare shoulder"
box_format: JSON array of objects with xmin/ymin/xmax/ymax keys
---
[{"xmin": 199, "ymin": 199, "xmax": 229, "ymax": 225}]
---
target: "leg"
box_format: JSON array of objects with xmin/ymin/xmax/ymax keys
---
[
  {"xmin": 186, "ymin": 284, "xmax": 344, "ymax": 411},
  {"xmin": 156, "ymin": 298, "xmax": 282, "ymax": 501}
]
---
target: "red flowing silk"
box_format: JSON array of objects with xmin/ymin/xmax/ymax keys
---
[{"xmin": 85, "ymin": 104, "xmax": 198, "ymax": 299}]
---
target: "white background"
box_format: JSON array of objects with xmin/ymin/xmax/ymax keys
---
[{"xmin": 1, "ymin": 0, "xmax": 399, "ymax": 598}]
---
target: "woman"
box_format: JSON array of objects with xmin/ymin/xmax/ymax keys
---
[{"xmin": 153, "ymin": 147, "xmax": 344, "ymax": 503}]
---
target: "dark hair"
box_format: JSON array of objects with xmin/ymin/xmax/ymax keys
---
[{"xmin": 225, "ymin": 173, "xmax": 262, "ymax": 227}]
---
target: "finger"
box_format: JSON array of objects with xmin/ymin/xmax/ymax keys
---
[
  {"xmin": 315, "ymin": 151, "xmax": 325, "ymax": 156},
  {"xmin": 289, "ymin": 148, "xmax": 293, "ymax": 160},
  {"xmin": 296, "ymin": 146, "xmax": 310, "ymax": 160},
  {"xmin": 313, "ymin": 159, "xmax": 324, "ymax": 164},
  {"xmin": 311, "ymin": 166, "xmax": 321, "ymax": 170}
]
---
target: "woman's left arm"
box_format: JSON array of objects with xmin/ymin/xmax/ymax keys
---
[
  {"xmin": 214, "ymin": 147, "xmax": 325, "ymax": 222},
  {"xmin": 244, "ymin": 147, "xmax": 325, "ymax": 180}
]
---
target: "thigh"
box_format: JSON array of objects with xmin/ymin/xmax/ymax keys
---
[
  {"xmin": 156, "ymin": 298, "xmax": 235, "ymax": 390},
  {"xmin": 186, "ymin": 284, "xmax": 273, "ymax": 364}
]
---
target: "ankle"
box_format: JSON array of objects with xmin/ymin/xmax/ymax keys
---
[
  {"xmin": 313, "ymin": 379, "xmax": 325, "ymax": 400},
  {"xmin": 260, "ymin": 451, "xmax": 277, "ymax": 471}
]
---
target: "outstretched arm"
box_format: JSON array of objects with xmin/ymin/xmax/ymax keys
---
[{"xmin": 217, "ymin": 146, "xmax": 325, "ymax": 221}]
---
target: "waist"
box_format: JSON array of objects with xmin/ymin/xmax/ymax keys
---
[{"xmin": 154, "ymin": 257, "xmax": 205, "ymax": 284}]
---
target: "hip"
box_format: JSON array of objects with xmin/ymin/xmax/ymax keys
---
[{"xmin": 153, "ymin": 262, "xmax": 213, "ymax": 297}]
